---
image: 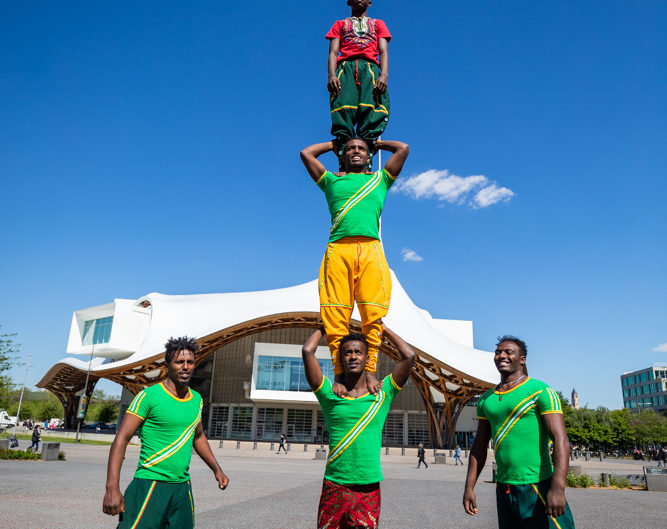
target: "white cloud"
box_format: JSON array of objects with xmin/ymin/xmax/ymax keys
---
[
  {"xmin": 392, "ymin": 169, "xmax": 514, "ymax": 208},
  {"xmin": 401, "ymin": 248, "xmax": 423, "ymax": 262},
  {"xmin": 652, "ymin": 343, "xmax": 667, "ymax": 353},
  {"xmin": 473, "ymin": 184, "xmax": 515, "ymax": 208}
]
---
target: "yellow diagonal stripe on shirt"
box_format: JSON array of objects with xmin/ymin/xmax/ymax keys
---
[
  {"xmin": 493, "ymin": 391, "xmax": 542, "ymax": 448},
  {"xmin": 328, "ymin": 390, "xmax": 385, "ymax": 464},
  {"xmin": 330, "ymin": 171, "xmax": 383, "ymax": 233},
  {"xmin": 141, "ymin": 403, "xmax": 202, "ymax": 468}
]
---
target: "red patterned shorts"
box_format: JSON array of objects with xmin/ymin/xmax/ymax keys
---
[{"xmin": 317, "ymin": 479, "xmax": 381, "ymax": 529}]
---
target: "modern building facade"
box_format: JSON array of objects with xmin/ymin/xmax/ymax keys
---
[
  {"xmin": 38, "ymin": 272, "xmax": 498, "ymax": 447},
  {"xmin": 620, "ymin": 364, "xmax": 667, "ymax": 413}
]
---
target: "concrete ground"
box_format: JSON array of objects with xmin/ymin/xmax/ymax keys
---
[{"xmin": 1, "ymin": 440, "xmax": 665, "ymax": 529}]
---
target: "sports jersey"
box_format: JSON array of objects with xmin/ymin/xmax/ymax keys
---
[
  {"xmin": 316, "ymin": 168, "xmax": 395, "ymax": 242},
  {"xmin": 326, "ymin": 17, "xmax": 391, "ymax": 64},
  {"xmin": 126, "ymin": 382, "xmax": 203, "ymax": 483},
  {"xmin": 477, "ymin": 377, "xmax": 562, "ymax": 485},
  {"xmin": 315, "ymin": 375, "xmax": 400, "ymax": 485}
]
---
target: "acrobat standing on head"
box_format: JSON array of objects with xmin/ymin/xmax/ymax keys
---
[
  {"xmin": 327, "ymin": 0, "xmax": 391, "ymax": 164},
  {"xmin": 300, "ymin": 137, "xmax": 409, "ymax": 395}
]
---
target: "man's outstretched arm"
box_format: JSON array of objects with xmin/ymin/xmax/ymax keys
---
[
  {"xmin": 543, "ymin": 413, "xmax": 569, "ymax": 517},
  {"xmin": 376, "ymin": 140, "xmax": 409, "ymax": 178},
  {"xmin": 383, "ymin": 325, "xmax": 415, "ymax": 387},
  {"xmin": 300, "ymin": 141, "xmax": 335, "ymax": 182},
  {"xmin": 102, "ymin": 412, "xmax": 144, "ymax": 516},
  {"xmin": 463, "ymin": 419, "xmax": 492, "ymax": 516},
  {"xmin": 193, "ymin": 422, "xmax": 229, "ymax": 490},
  {"xmin": 302, "ymin": 327, "xmax": 325, "ymax": 390}
]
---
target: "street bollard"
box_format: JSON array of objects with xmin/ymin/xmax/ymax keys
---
[
  {"xmin": 287, "ymin": 443, "xmax": 291, "ymax": 452},
  {"xmin": 236, "ymin": 441, "xmax": 241, "ymax": 449},
  {"xmin": 401, "ymin": 447, "xmax": 405, "ymax": 456},
  {"xmin": 304, "ymin": 444, "xmax": 308, "ymax": 452},
  {"xmin": 601, "ymin": 473, "xmax": 610, "ymax": 487},
  {"xmin": 570, "ymin": 450, "xmax": 574, "ymax": 461},
  {"xmin": 218, "ymin": 440, "xmax": 224, "ymax": 448},
  {"xmin": 492, "ymin": 462, "xmax": 497, "ymax": 483},
  {"xmin": 599, "ymin": 452, "xmax": 603, "ymax": 461},
  {"xmin": 385, "ymin": 447, "xmax": 389, "ymax": 455},
  {"xmin": 465, "ymin": 450, "xmax": 469, "ymax": 458},
  {"xmin": 271, "ymin": 442, "xmax": 275, "ymax": 451},
  {"xmin": 253, "ymin": 441, "xmax": 257, "ymax": 450},
  {"xmin": 585, "ymin": 451, "xmax": 590, "ymax": 461}
]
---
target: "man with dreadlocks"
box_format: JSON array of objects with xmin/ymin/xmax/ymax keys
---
[
  {"xmin": 300, "ymin": 137, "xmax": 409, "ymax": 397},
  {"xmin": 103, "ymin": 336, "xmax": 229, "ymax": 529}
]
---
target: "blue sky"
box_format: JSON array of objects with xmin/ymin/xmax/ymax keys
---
[{"xmin": 1, "ymin": 1, "xmax": 665, "ymax": 409}]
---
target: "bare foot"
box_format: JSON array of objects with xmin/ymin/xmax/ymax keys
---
[
  {"xmin": 365, "ymin": 371, "xmax": 382, "ymax": 395},
  {"xmin": 333, "ymin": 374, "xmax": 348, "ymax": 397},
  {"xmin": 332, "ymin": 381, "xmax": 348, "ymax": 397}
]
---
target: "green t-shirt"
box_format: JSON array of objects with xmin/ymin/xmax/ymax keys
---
[
  {"xmin": 316, "ymin": 168, "xmax": 396, "ymax": 242},
  {"xmin": 477, "ymin": 377, "xmax": 562, "ymax": 485},
  {"xmin": 126, "ymin": 382, "xmax": 202, "ymax": 483},
  {"xmin": 314, "ymin": 375, "xmax": 400, "ymax": 485}
]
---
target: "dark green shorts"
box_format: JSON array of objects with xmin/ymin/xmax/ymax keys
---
[
  {"xmin": 496, "ymin": 479, "xmax": 575, "ymax": 529},
  {"xmin": 118, "ymin": 478, "xmax": 194, "ymax": 529}
]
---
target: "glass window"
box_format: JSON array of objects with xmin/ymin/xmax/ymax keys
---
[
  {"xmin": 82, "ymin": 316, "xmax": 113, "ymax": 345},
  {"xmin": 382, "ymin": 411, "xmax": 404, "ymax": 446},
  {"xmin": 630, "ymin": 387, "xmax": 636, "ymax": 397},
  {"xmin": 209, "ymin": 405, "xmax": 229, "ymax": 439},
  {"xmin": 659, "ymin": 395, "xmax": 665, "ymax": 405},
  {"xmin": 641, "ymin": 372, "xmax": 649, "ymax": 382},
  {"xmin": 256, "ymin": 408, "xmax": 283, "ymax": 440},
  {"xmin": 623, "ymin": 389, "xmax": 629, "ymax": 398},
  {"xmin": 316, "ymin": 411, "xmax": 329, "ymax": 445},
  {"xmin": 256, "ymin": 356, "xmax": 333, "ymax": 392},
  {"xmin": 630, "ymin": 400, "xmax": 637, "ymax": 409},
  {"xmin": 230, "ymin": 406, "xmax": 252, "ymax": 439},
  {"xmin": 287, "ymin": 409, "xmax": 312, "ymax": 442},
  {"xmin": 407, "ymin": 413, "xmax": 429, "ymax": 447}
]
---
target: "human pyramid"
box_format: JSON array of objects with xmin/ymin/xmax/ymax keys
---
[{"xmin": 102, "ymin": 2, "xmax": 576, "ymax": 529}]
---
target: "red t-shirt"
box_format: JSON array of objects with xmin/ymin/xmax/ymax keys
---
[{"xmin": 326, "ymin": 17, "xmax": 391, "ymax": 64}]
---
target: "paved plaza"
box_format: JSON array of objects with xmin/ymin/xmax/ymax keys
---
[{"xmin": 1, "ymin": 439, "xmax": 665, "ymax": 529}]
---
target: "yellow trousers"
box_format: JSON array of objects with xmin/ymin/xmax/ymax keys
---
[{"xmin": 318, "ymin": 236, "xmax": 392, "ymax": 375}]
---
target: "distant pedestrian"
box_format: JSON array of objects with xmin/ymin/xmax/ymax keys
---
[
  {"xmin": 28, "ymin": 425, "xmax": 41, "ymax": 452},
  {"xmin": 454, "ymin": 445, "xmax": 463, "ymax": 466},
  {"xmin": 417, "ymin": 443, "xmax": 428, "ymax": 469},
  {"xmin": 277, "ymin": 434, "xmax": 288, "ymax": 454},
  {"xmin": 658, "ymin": 448, "xmax": 667, "ymax": 467}
]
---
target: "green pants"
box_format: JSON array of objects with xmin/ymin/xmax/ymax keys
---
[
  {"xmin": 496, "ymin": 480, "xmax": 575, "ymax": 529},
  {"xmin": 330, "ymin": 58, "xmax": 390, "ymax": 142},
  {"xmin": 118, "ymin": 478, "xmax": 194, "ymax": 529}
]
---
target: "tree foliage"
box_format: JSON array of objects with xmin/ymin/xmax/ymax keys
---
[
  {"xmin": 564, "ymin": 404, "xmax": 667, "ymax": 449},
  {"xmin": 0, "ymin": 328, "xmax": 20, "ymax": 409}
]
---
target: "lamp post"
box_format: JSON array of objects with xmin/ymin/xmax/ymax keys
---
[
  {"xmin": 12, "ymin": 353, "xmax": 31, "ymax": 437},
  {"xmin": 74, "ymin": 345, "xmax": 95, "ymax": 442}
]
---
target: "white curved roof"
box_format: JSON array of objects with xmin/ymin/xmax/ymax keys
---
[{"xmin": 50, "ymin": 271, "xmax": 498, "ymax": 385}]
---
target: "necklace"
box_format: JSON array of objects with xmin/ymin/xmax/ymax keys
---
[{"xmin": 496, "ymin": 375, "xmax": 526, "ymax": 401}]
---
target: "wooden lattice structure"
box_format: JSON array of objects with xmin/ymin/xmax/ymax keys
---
[{"xmin": 38, "ymin": 312, "xmax": 493, "ymax": 445}]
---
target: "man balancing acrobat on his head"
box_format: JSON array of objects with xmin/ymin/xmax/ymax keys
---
[
  {"xmin": 103, "ymin": 336, "xmax": 229, "ymax": 529},
  {"xmin": 300, "ymin": 137, "xmax": 409, "ymax": 398},
  {"xmin": 463, "ymin": 336, "xmax": 576, "ymax": 529},
  {"xmin": 302, "ymin": 325, "xmax": 415, "ymax": 529}
]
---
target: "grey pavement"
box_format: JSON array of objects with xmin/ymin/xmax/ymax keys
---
[{"xmin": 1, "ymin": 440, "xmax": 665, "ymax": 529}]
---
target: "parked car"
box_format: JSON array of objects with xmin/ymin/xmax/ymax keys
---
[{"xmin": 0, "ymin": 410, "xmax": 17, "ymax": 429}]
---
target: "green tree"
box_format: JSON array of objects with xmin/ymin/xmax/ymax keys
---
[
  {"xmin": 610, "ymin": 409, "xmax": 634, "ymax": 449},
  {"xmin": 36, "ymin": 394, "xmax": 64, "ymax": 421},
  {"xmin": 0, "ymin": 328, "xmax": 20, "ymax": 409},
  {"xmin": 96, "ymin": 402, "xmax": 118, "ymax": 423}
]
